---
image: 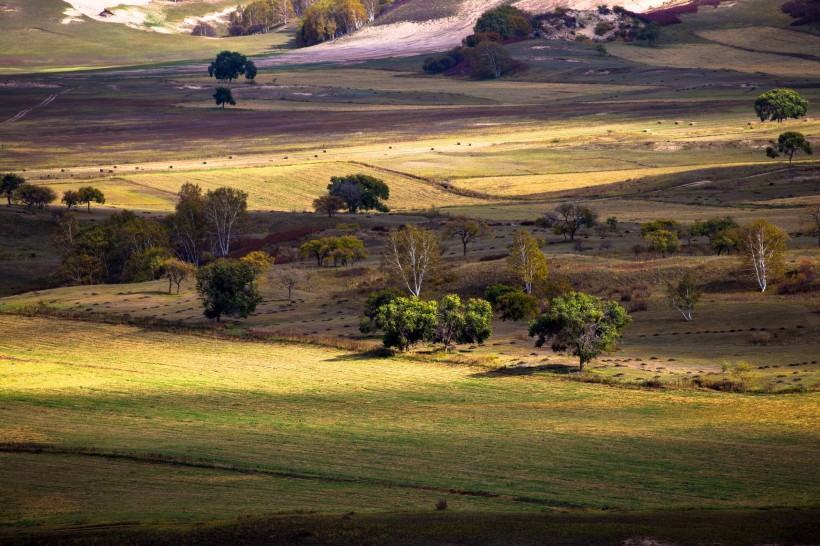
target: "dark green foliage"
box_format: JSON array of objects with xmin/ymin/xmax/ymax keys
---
[
  {"xmin": 422, "ymin": 50, "xmax": 463, "ymax": 74},
  {"xmin": 1, "ymin": 173, "xmax": 25, "ymax": 205},
  {"xmin": 77, "ymin": 186, "xmax": 105, "ymax": 212},
  {"xmin": 375, "ymin": 297, "xmax": 438, "ymax": 351},
  {"xmin": 529, "ymin": 292, "xmax": 631, "ymax": 370},
  {"xmin": 595, "ymin": 21, "xmax": 614, "ymax": 35},
  {"xmin": 462, "ymin": 32, "xmax": 501, "ymax": 47},
  {"xmin": 327, "ymin": 173, "xmax": 390, "ymax": 213},
  {"xmin": 496, "ymin": 291, "xmax": 539, "ymax": 322},
  {"xmin": 195, "ymin": 259, "xmax": 261, "ymax": 322},
  {"xmin": 636, "ymin": 21, "xmax": 660, "ymax": 44},
  {"xmin": 537, "ymin": 203, "xmax": 597, "ymax": 241},
  {"xmin": 14, "ymin": 184, "xmax": 56, "ymax": 209},
  {"xmin": 166, "ymin": 183, "xmax": 208, "ymax": 266},
  {"xmin": 433, "ymin": 294, "xmax": 493, "ymax": 349},
  {"xmin": 781, "ymin": 0, "xmax": 820, "ymax": 25},
  {"xmin": 754, "ymin": 88, "xmax": 809, "ymax": 122},
  {"xmin": 360, "ymin": 288, "xmax": 403, "ymax": 333},
  {"xmin": 474, "ymin": 6, "xmax": 533, "ymax": 39},
  {"xmin": 484, "ymin": 284, "xmax": 518, "ymax": 307},
  {"xmin": 61, "ymin": 190, "xmax": 81, "ymax": 209},
  {"xmin": 208, "ymin": 51, "xmax": 257, "ymax": 82},
  {"xmin": 213, "ymin": 87, "xmax": 236, "ymax": 108},
  {"xmin": 766, "ymin": 131, "xmax": 813, "ymax": 162}
]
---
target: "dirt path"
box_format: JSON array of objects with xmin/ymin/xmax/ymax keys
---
[{"xmin": 0, "ymin": 88, "xmax": 72, "ymax": 126}]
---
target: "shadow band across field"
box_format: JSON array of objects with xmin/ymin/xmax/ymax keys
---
[
  {"xmin": 4, "ymin": 508, "xmax": 819, "ymax": 545},
  {"xmin": 0, "ymin": 443, "xmax": 573, "ymax": 507}
]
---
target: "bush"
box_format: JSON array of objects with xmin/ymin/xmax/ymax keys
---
[
  {"xmin": 192, "ymin": 22, "xmax": 217, "ymax": 36},
  {"xmin": 484, "ymin": 284, "xmax": 517, "ymax": 307},
  {"xmin": 474, "ymin": 5, "xmax": 533, "ymax": 39},
  {"xmin": 436, "ymin": 498, "xmax": 448, "ymax": 511},
  {"xmin": 423, "ymin": 54, "xmax": 460, "ymax": 73},
  {"xmin": 595, "ymin": 21, "xmax": 614, "ymax": 35},
  {"xmin": 463, "ymin": 32, "xmax": 502, "ymax": 47}
]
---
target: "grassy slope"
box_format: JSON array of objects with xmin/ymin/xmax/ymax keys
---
[
  {"xmin": 0, "ymin": 316, "xmax": 818, "ymax": 531},
  {"xmin": 0, "ymin": 0, "xmax": 293, "ymax": 73}
]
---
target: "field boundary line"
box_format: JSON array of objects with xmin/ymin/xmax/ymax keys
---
[{"xmin": 0, "ymin": 442, "xmax": 584, "ymax": 508}]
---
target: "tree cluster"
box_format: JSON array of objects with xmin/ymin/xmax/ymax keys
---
[
  {"xmin": 296, "ymin": 0, "xmax": 376, "ymax": 46},
  {"xmin": 299, "ymin": 235, "xmax": 367, "ymax": 266},
  {"xmin": 228, "ymin": 0, "xmax": 294, "ymax": 36},
  {"xmin": 61, "ymin": 186, "xmax": 105, "ymax": 212},
  {"xmin": 473, "ymin": 5, "xmax": 533, "ymax": 40},
  {"xmin": 1, "ymin": 174, "xmax": 56, "ymax": 209},
  {"xmin": 369, "ymin": 294, "xmax": 492, "ymax": 351}
]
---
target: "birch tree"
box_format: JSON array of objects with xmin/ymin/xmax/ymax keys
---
[
  {"xmin": 666, "ymin": 275, "xmax": 700, "ymax": 321},
  {"xmin": 384, "ymin": 225, "xmax": 440, "ymax": 297},
  {"xmin": 506, "ymin": 229, "xmax": 547, "ymax": 294},
  {"xmin": 202, "ymin": 187, "xmax": 248, "ymax": 257},
  {"xmin": 738, "ymin": 220, "xmax": 787, "ymax": 292}
]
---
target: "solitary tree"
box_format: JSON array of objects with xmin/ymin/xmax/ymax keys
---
[
  {"xmin": 327, "ymin": 174, "xmax": 390, "ymax": 213},
  {"xmin": 469, "ymin": 41, "xmax": 514, "ymax": 79},
  {"xmin": 766, "ymin": 131, "xmax": 813, "ymax": 163},
  {"xmin": 443, "ymin": 219, "xmax": 493, "ymax": 256},
  {"xmin": 537, "ymin": 203, "xmax": 597, "ymax": 241},
  {"xmin": 195, "ymin": 259, "xmax": 261, "ymax": 321},
  {"xmin": 754, "ymin": 88, "xmax": 809, "ymax": 122},
  {"xmin": 529, "ymin": 292, "xmax": 631, "ymax": 371},
  {"xmin": 202, "ymin": 187, "xmax": 248, "ymax": 257},
  {"xmin": 240, "ymin": 250, "xmax": 275, "ymax": 286},
  {"xmin": 275, "ymin": 266, "xmax": 309, "ymax": 301},
  {"xmin": 737, "ymin": 219, "xmax": 788, "ymax": 292},
  {"xmin": 214, "ymin": 87, "xmax": 236, "ymax": 108},
  {"xmin": 161, "ymin": 258, "xmax": 196, "ymax": 294},
  {"xmin": 506, "ymin": 229, "xmax": 547, "ymax": 294},
  {"xmin": 208, "ymin": 51, "xmax": 257, "ymax": 82},
  {"xmin": 77, "ymin": 186, "xmax": 105, "ymax": 212},
  {"xmin": 383, "ymin": 225, "xmax": 440, "ymax": 297},
  {"xmin": 62, "ymin": 190, "xmax": 81, "ymax": 209},
  {"xmin": 1, "ymin": 173, "xmax": 25, "ymax": 205},
  {"xmin": 666, "ymin": 274, "xmax": 701, "ymax": 321},
  {"xmin": 312, "ymin": 194, "xmax": 346, "ymax": 217},
  {"xmin": 637, "ymin": 21, "xmax": 660, "ymax": 45}
]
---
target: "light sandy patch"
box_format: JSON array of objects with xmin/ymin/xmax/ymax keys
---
[
  {"xmin": 62, "ymin": 0, "xmax": 152, "ymax": 18},
  {"xmin": 175, "ymin": 7, "xmax": 234, "ymax": 33}
]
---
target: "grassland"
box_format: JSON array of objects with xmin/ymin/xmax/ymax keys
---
[{"xmin": 0, "ymin": 316, "xmax": 818, "ymax": 536}]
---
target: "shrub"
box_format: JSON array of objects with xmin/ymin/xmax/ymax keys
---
[
  {"xmin": 595, "ymin": 21, "xmax": 614, "ymax": 35},
  {"xmin": 749, "ymin": 331, "xmax": 774, "ymax": 345},
  {"xmin": 436, "ymin": 498, "xmax": 448, "ymax": 511},
  {"xmin": 463, "ymin": 32, "xmax": 502, "ymax": 47},
  {"xmin": 423, "ymin": 54, "xmax": 460, "ymax": 74}
]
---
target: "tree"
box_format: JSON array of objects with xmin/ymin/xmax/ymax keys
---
[
  {"xmin": 213, "ymin": 87, "xmax": 236, "ymax": 108},
  {"xmin": 666, "ymin": 275, "xmax": 701, "ymax": 321},
  {"xmin": 643, "ymin": 229, "xmax": 681, "ymax": 257},
  {"xmin": 529, "ymin": 292, "xmax": 631, "ymax": 371},
  {"xmin": 637, "ymin": 21, "xmax": 660, "ymax": 45},
  {"xmin": 384, "ymin": 225, "xmax": 440, "ymax": 297},
  {"xmin": 473, "ymin": 5, "xmax": 532, "ymax": 39},
  {"xmin": 62, "ymin": 190, "xmax": 81, "ymax": 209},
  {"xmin": 53, "ymin": 253, "xmax": 106, "ymax": 286},
  {"xmin": 300, "ymin": 238, "xmax": 332, "ymax": 266},
  {"xmin": 208, "ymin": 51, "xmax": 257, "ymax": 82},
  {"xmin": 359, "ymin": 288, "xmax": 403, "ymax": 333},
  {"xmin": 202, "ymin": 187, "xmax": 248, "ymax": 257},
  {"xmin": 77, "ymin": 186, "xmax": 105, "ymax": 212},
  {"xmin": 496, "ymin": 291, "xmax": 539, "ymax": 322},
  {"xmin": 313, "ymin": 194, "xmax": 346, "ymax": 216},
  {"xmin": 1, "ymin": 173, "xmax": 25, "ymax": 205},
  {"xmin": 375, "ymin": 297, "xmax": 438, "ymax": 351},
  {"xmin": 754, "ymin": 88, "xmax": 809, "ymax": 122},
  {"xmin": 766, "ymin": 131, "xmax": 813, "ymax": 163},
  {"xmin": 275, "ymin": 267, "xmax": 309, "ymax": 301},
  {"xmin": 14, "ymin": 184, "xmax": 56, "ymax": 209},
  {"xmin": 240, "ymin": 250, "xmax": 275, "ymax": 285},
  {"xmin": 299, "ymin": 236, "xmax": 366, "ymax": 267},
  {"xmin": 595, "ymin": 43, "xmax": 608, "ymax": 56},
  {"xmin": 484, "ymin": 284, "xmax": 518, "ymax": 307},
  {"xmin": 443, "ymin": 219, "xmax": 493, "ymax": 256},
  {"xmin": 537, "ymin": 203, "xmax": 597, "ymax": 241},
  {"xmin": 468, "ymin": 42, "xmax": 514, "ymax": 79},
  {"xmin": 195, "ymin": 259, "xmax": 261, "ymax": 321},
  {"xmin": 737, "ymin": 219, "xmax": 788, "ymax": 292},
  {"xmin": 327, "ymin": 174, "xmax": 390, "ymax": 213},
  {"xmin": 433, "ymin": 294, "xmax": 493, "ymax": 350},
  {"xmin": 161, "ymin": 258, "xmax": 196, "ymax": 294},
  {"xmin": 166, "ymin": 183, "xmax": 207, "ymax": 266},
  {"xmin": 506, "ymin": 229, "xmax": 547, "ymax": 294}
]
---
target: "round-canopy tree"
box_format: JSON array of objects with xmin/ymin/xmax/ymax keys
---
[
  {"xmin": 766, "ymin": 131, "xmax": 813, "ymax": 163},
  {"xmin": 77, "ymin": 186, "xmax": 105, "ymax": 212},
  {"xmin": 327, "ymin": 173, "xmax": 390, "ymax": 213},
  {"xmin": 529, "ymin": 292, "xmax": 631, "ymax": 371},
  {"xmin": 213, "ymin": 87, "xmax": 237, "ymax": 108},
  {"xmin": 1, "ymin": 173, "xmax": 25, "ymax": 205},
  {"xmin": 207, "ymin": 51, "xmax": 257, "ymax": 82},
  {"xmin": 754, "ymin": 88, "xmax": 809, "ymax": 122},
  {"xmin": 195, "ymin": 259, "xmax": 262, "ymax": 322}
]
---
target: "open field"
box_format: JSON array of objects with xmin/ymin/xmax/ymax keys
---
[{"xmin": 0, "ymin": 316, "xmax": 818, "ymax": 536}]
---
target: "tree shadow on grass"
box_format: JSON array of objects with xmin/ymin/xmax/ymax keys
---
[{"xmin": 471, "ymin": 363, "xmax": 577, "ymax": 378}]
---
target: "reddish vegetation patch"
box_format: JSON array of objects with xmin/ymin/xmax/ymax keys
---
[
  {"xmin": 231, "ymin": 226, "xmax": 323, "ymax": 257},
  {"xmin": 642, "ymin": 0, "xmax": 725, "ymax": 25}
]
